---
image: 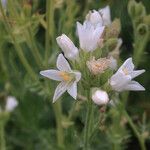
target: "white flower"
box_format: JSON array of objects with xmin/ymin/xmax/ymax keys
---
[
  {"xmin": 56, "ymin": 34, "xmax": 79, "ymax": 60},
  {"xmin": 92, "ymin": 89, "xmax": 109, "ymax": 105},
  {"xmin": 1, "ymin": 0, "xmax": 7, "ymax": 8},
  {"xmin": 110, "ymin": 58, "xmax": 145, "ymax": 92},
  {"xmin": 85, "ymin": 10, "xmax": 103, "ymax": 27},
  {"xmin": 77, "ymin": 21, "xmax": 105, "ymax": 52},
  {"xmin": 40, "ymin": 54, "xmax": 81, "ymax": 102},
  {"xmin": 99, "ymin": 6, "xmax": 111, "ymax": 26},
  {"xmin": 5, "ymin": 96, "xmax": 18, "ymax": 112}
]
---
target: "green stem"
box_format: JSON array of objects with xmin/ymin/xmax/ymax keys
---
[
  {"xmin": 0, "ymin": 122, "xmax": 6, "ymax": 150},
  {"xmin": 45, "ymin": 82, "xmax": 64, "ymax": 148},
  {"xmin": 124, "ymin": 111, "xmax": 146, "ymax": 150},
  {"xmin": 53, "ymin": 101, "xmax": 64, "ymax": 148},
  {"xmin": 27, "ymin": 28, "xmax": 43, "ymax": 68},
  {"xmin": 0, "ymin": 3, "xmax": 37, "ymax": 80},
  {"xmin": 68, "ymin": 101, "xmax": 77, "ymax": 120},
  {"xmin": 45, "ymin": 0, "xmax": 55, "ymax": 67},
  {"xmin": 83, "ymin": 93, "xmax": 92, "ymax": 150}
]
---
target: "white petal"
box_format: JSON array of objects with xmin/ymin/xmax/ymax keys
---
[
  {"xmin": 124, "ymin": 81, "xmax": 145, "ymax": 91},
  {"xmin": 110, "ymin": 72, "xmax": 131, "ymax": 92},
  {"xmin": 109, "ymin": 56, "xmax": 117, "ymax": 70},
  {"xmin": 99, "ymin": 6, "xmax": 111, "ymax": 25},
  {"xmin": 56, "ymin": 54, "xmax": 71, "ymax": 72},
  {"xmin": 77, "ymin": 21, "xmax": 105, "ymax": 52},
  {"xmin": 85, "ymin": 10, "xmax": 103, "ymax": 26},
  {"xmin": 1, "ymin": 0, "xmax": 7, "ymax": 8},
  {"xmin": 6, "ymin": 96, "xmax": 18, "ymax": 112},
  {"xmin": 118, "ymin": 57, "xmax": 134, "ymax": 73},
  {"xmin": 130, "ymin": 69, "xmax": 145, "ymax": 79},
  {"xmin": 53, "ymin": 82, "xmax": 68, "ymax": 103},
  {"xmin": 56, "ymin": 34, "xmax": 79, "ymax": 60},
  {"xmin": 67, "ymin": 82, "xmax": 77, "ymax": 99},
  {"xmin": 73, "ymin": 71, "xmax": 81, "ymax": 82},
  {"xmin": 40, "ymin": 70, "xmax": 62, "ymax": 81}
]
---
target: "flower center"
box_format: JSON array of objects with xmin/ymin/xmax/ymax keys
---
[
  {"xmin": 59, "ymin": 71, "xmax": 72, "ymax": 81},
  {"xmin": 122, "ymin": 67, "xmax": 129, "ymax": 75}
]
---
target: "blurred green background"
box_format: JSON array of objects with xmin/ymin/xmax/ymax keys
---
[{"xmin": 0, "ymin": 0, "xmax": 149, "ymax": 149}]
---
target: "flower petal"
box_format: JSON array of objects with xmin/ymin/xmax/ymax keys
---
[
  {"xmin": 53, "ymin": 82, "xmax": 68, "ymax": 103},
  {"xmin": 110, "ymin": 72, "xmax": 131, "ymax": 92},
  {"xmin": 77, "ymin": 21, "xmax": 105, "ymax": 52},
  {"xmin": 56, "ymin": 54, "xmax": 71, "ymax": 72},
  {"xmin": 67, "ymin": 82, "xmax": 77, "ymax": 99},
  {"xmin": 99, "ymin": 6, "xmax": 111, "ymax": 25},
  {"xmin": 130, "ymin": 69, "xmax": 145, "ymax": 79},
  {"xmin": 73, "ymin": 71, "xmax": 81, "ymax": 82},
  {"xmin": 40, "ymin": 70, "xmax": 62, "ymax": 81},
  {"xmin": 118, "ymin": 57, "xmax": 134, "ymax": 73},
  {"xmin": 124, "ymin": 81, "xmax": 145, "ymax": 91}
]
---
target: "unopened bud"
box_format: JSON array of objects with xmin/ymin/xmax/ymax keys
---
[
  {"xmin": 128, "ymin": 0, "xmax": 146, "ymax": 19},
  {"xmin": 92, "ymin": 89, "xmax": 109, "ymax": 105},
  {"xmin": 143, "ymin": 15, "xmax": 150, "ymax": 26},
  {"xmin": 5, "ymin": 96, "xmax": 18, "ymax": 112},
  {"xmin": 105, "ymin": 19, "xmax": 121, "ymax": 39},
  {"xmin": 56, "ymin": 34, "xmax": 79, "ymax": 60}
]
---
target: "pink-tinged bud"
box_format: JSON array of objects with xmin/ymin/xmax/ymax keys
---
[{"xmin": 92, "ymin": 89, "xmax": 109, "ymax": 105}]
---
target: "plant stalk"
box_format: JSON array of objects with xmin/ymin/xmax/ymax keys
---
[
  {"xmin": 124, "ymin": 110, "xmax": 146, "ymax": 150},
  {"xmin": 53, "ymin": 101, "xmax": 64, "ymax": 149},
  {"xmin": 83, "ymin": 93, "xmax": 93, "ymax": 150},
  {"xmin": 0, "ymin": 122, "xmax": 6, "ymax": 150}
]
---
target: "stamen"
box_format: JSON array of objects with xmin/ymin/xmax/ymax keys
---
[
  {"xmin": 122, "ymin": 68, "xmax": 129, "ymax": 75},
  {"xmin": 59, "ymin": 71, "xmax": 71, "ymax": 81}
]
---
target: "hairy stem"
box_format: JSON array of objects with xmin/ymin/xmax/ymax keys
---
[
  {"xmin": 53, "ymin": 101, "xmax": 64, "ymax": 148},
  {"xmin": 124, "ymin": 110, "xmax": 146, "ymax": 150},
  {"xmin": 45, "ymin": 0, "xmax": 55, "ymax": 67},
  {"xmin": 0, "ymin": 2, "xmax": 37, "ymax": 80},
  {"xmin": 83, "ymin": 93, "xmax": 92, "ymax": 150},
  {"xmin": 0, "ymin": 122, "xmax": 6, "ymax": 150}
]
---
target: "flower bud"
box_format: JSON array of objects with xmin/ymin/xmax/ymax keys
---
[
  {"xmin": 92, "ymin": 89, "xmax": 109, "ymax": 105},
  {"xmin": 128, "ymin": 0, "xmax": 146, "ymax": 19},
  {"xmin": 105, "ymin": 19, "xmax": 121, "ymax": 39},
  {"xmin": 143, "ymin": 15, "xmax": 150, "ymax": 26},
  {"xmin": 5, "ymin": 96, "xmax": 18, "ymax": 112},
  {"xmin": 56, "ymin": 34, "xmax": 79, "ymax": 60}
]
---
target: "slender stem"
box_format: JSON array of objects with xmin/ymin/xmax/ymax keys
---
[
  {"xmin": 68, "ymin": 101, "xmax": 77, "ymax": 120},
  {"xmin": 45, "ymin": 0, "xmax": 54, "ymax": 67},
  {"xmin": 124, "ymin": 111, "xmax": 146, "ymax": 150},
  {"xmin": 0, "ymin": 3, "xmax": 37, "ymax": 80},
  {"xmin": 83, "ymin": 93, "xmax": 92, "ymax": 150},
  {"xmin": 27, "ymin": 28, "xmax": 43, "ymax": 68},
  {"xmin": 45, "ymin": 82, "xmax": 64, "ymax": 148},
  {"xmin": 53, "ymin": 101, "xmax": 64, "ymax": 148},
  {"xmin": 0, "ymin": 122, "xmax": 6, "ymax": 150}
]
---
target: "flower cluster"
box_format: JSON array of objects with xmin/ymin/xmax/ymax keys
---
[{"xmin": 40, "ymin": 6, "xmax": 145, "ymax": 105}]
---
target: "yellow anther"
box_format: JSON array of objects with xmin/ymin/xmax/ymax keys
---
[
  {"xmin": 59, "ymin": 71, "xmax": 71, "ymax": 81},
  {"xmin": 122, "ymin": 67, "xmax": 129, "ymax": 75}
]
